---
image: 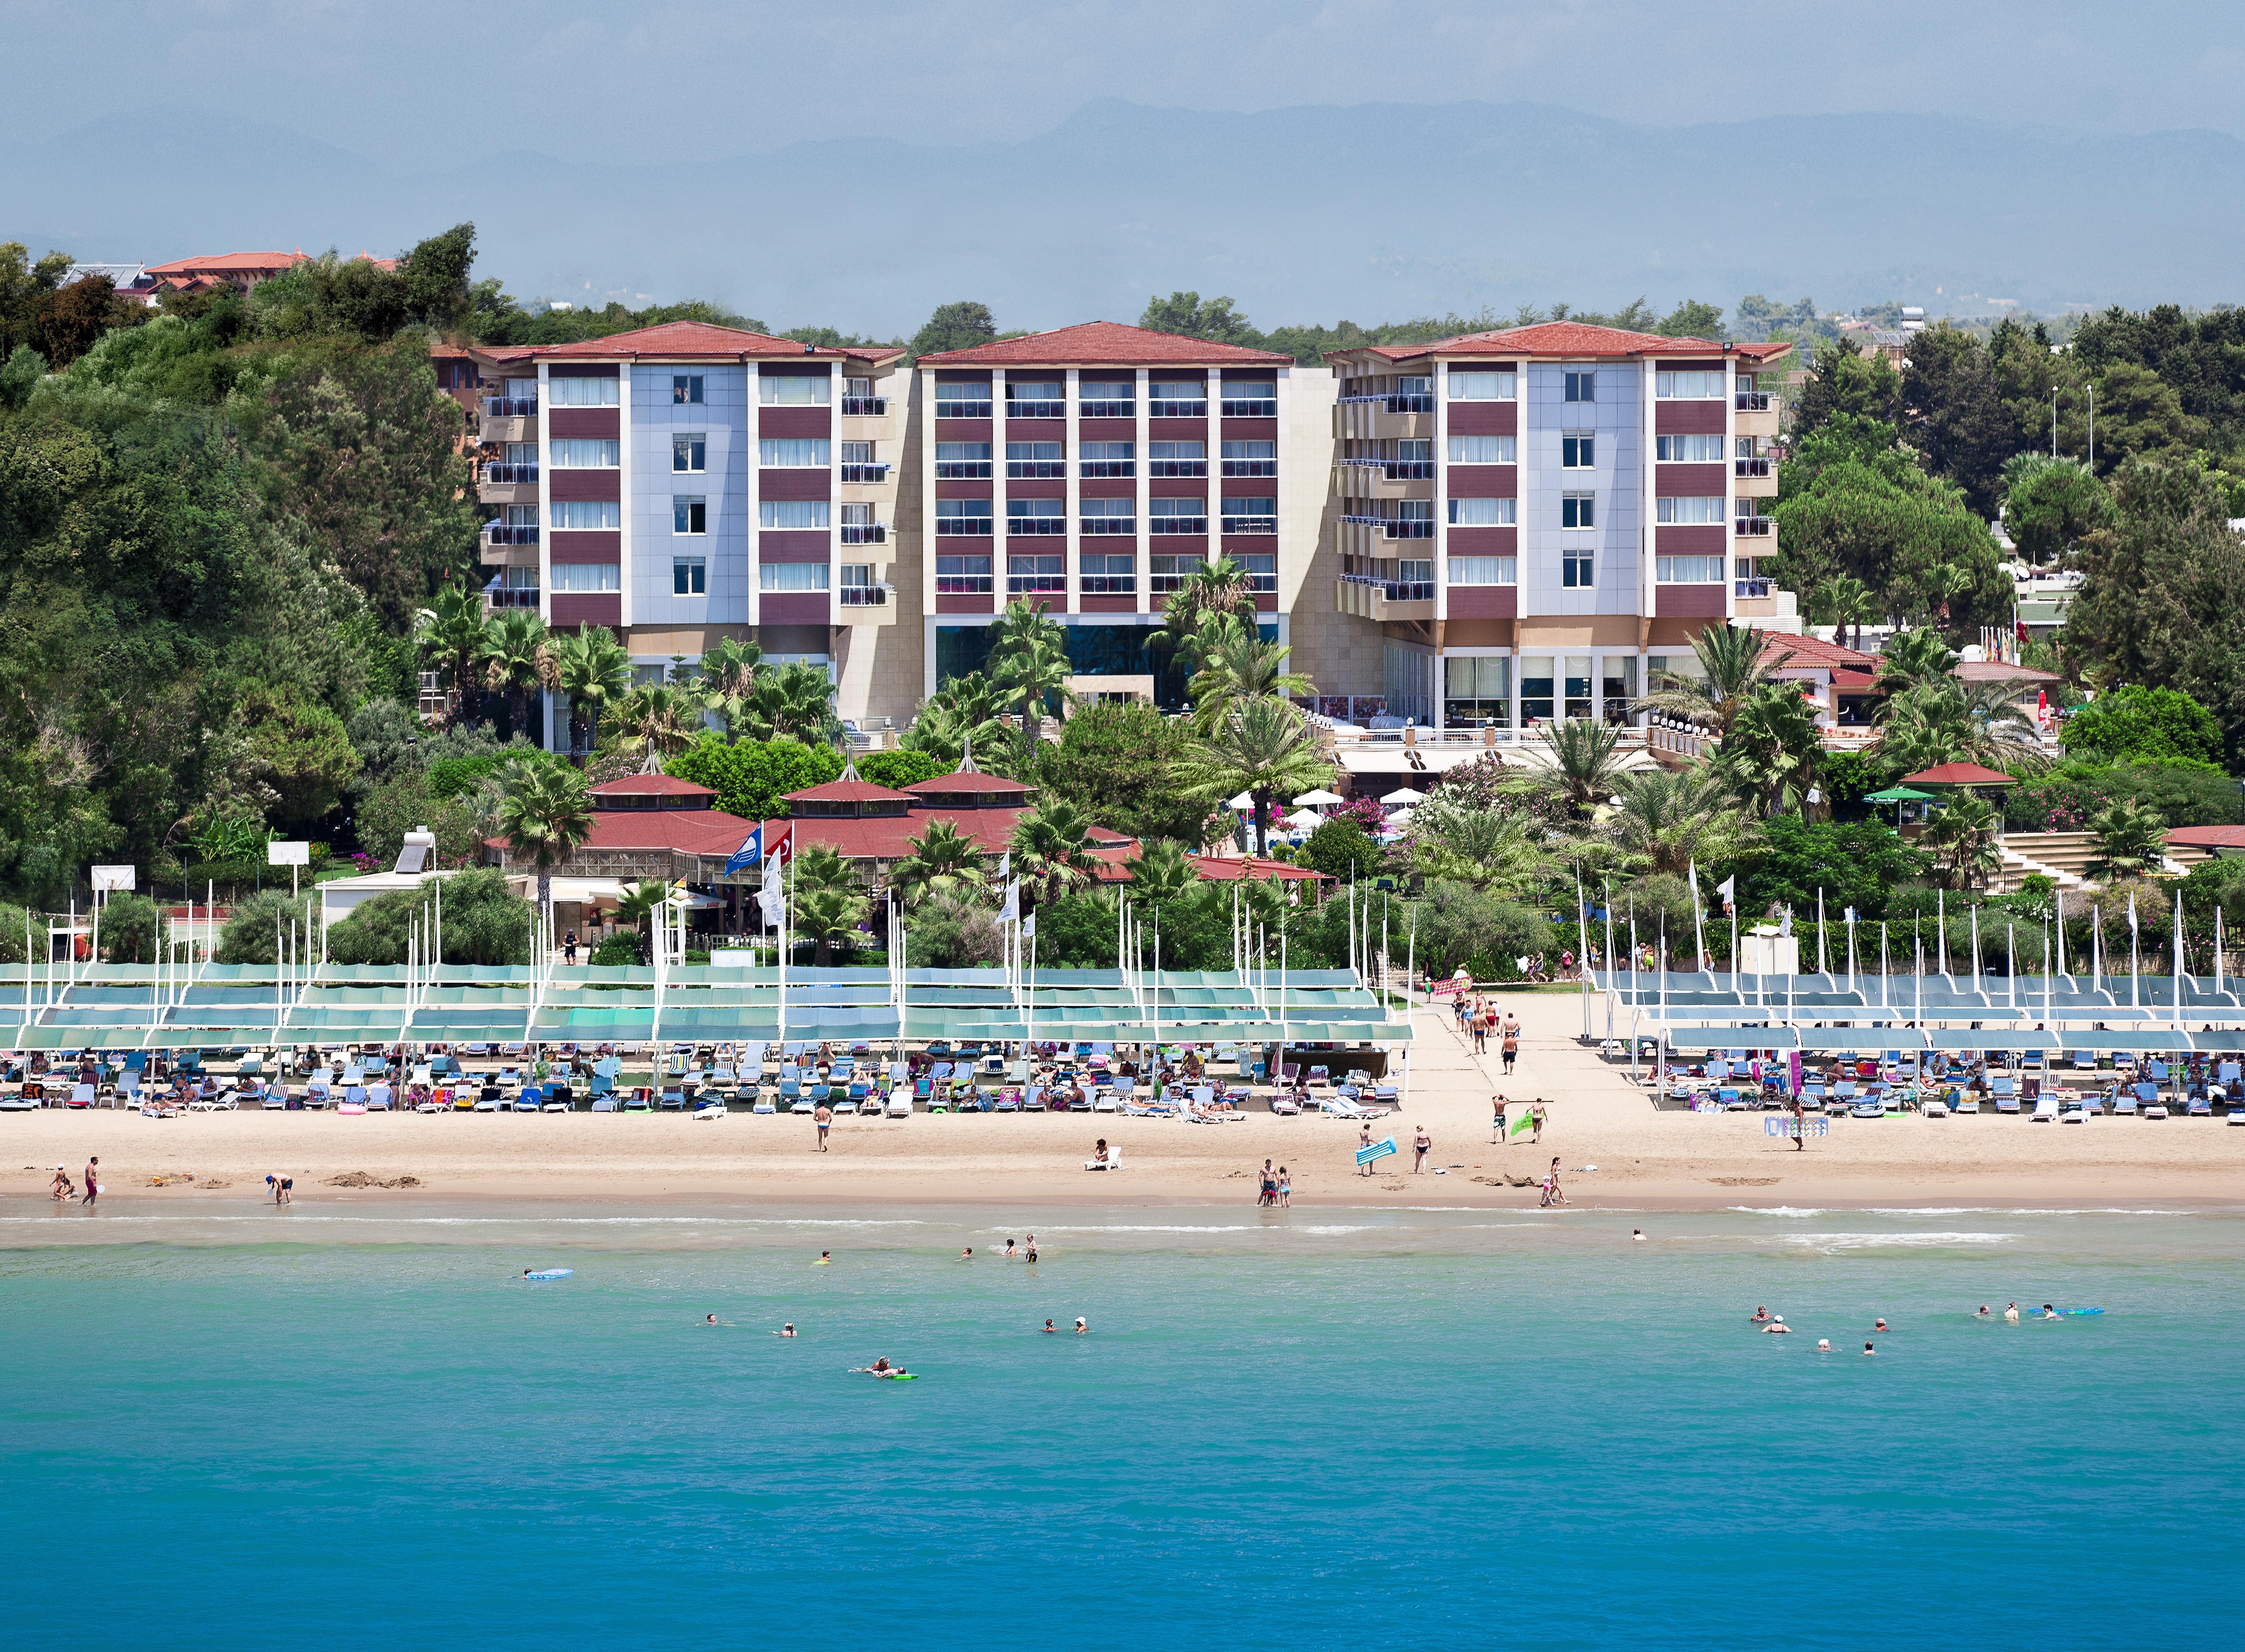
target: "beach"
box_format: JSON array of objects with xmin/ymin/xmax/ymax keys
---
[{"xmin": 10, "ymin": 988, "xmax": 2243, "ymax": 1211}]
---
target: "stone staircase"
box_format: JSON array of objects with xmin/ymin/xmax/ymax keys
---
[{"xmin": 1992, "ymin": 832, "xmax": 2097, "ymax": 894}]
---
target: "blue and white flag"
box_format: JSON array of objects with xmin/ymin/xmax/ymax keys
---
[{"xmin": 724, "ymin": 825, "xmax": 763, "ymax": 877}]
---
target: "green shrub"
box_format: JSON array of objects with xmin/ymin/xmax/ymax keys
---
[
  {"xmin": 2060, "ymin": 685, "xmax": 2223, "ymax": 767},
  {"xmin": 667, "ymin": 737, "xmax": 844, "ymax": 820},
  {"xmin": 589, "ymin": 934, "xmax": 641, "ymax": 967},
  {"xmin": 856, "ymin": 749, "xmax": 940, "ymax": 792},
  {"xmin": 326, "ymin": 867, "xmax": 531, "ymax": 965}
]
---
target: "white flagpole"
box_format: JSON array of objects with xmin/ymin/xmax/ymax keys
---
[
  {"xmin": 2007, "ymin": 924, "xmax": 2018, "ymax": 1014},
  {"xmin": 1881, "ymin": 921, "xmax": 1890, "ymax": 1012},
  {"xmin": 1689, "ymin": 860, "xmax": 1707, "ymax": 978},
  {"xmin": 2056, "ymin": 886, "xmax": 2066, "ymax": 981},
  {"xmin": 1816, "ymin": 888, "xmax": 1827, "ymax": 978},
  {"xmin": 1971, "ymin": 904, "xmax": 1982, "ymax": 997}
]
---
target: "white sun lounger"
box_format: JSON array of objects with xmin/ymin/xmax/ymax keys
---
[{"xmin": 1083, "ymin": 1147, "xmax": 1124, "ymax": 1170}]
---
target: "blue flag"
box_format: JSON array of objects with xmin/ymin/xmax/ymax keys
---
[{"xmin": 724, "ymin": 826, "xmax": 763, "ymax": 877}]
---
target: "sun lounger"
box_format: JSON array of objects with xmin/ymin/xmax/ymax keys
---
[
  {"xmin": 2030, "ymin": 1095, "xmax": 2058, "ymax": 1123},
  {"xmin": 2188, "ymin": 1093, "xmax": 2214, "ymax": 1117},
  {"xmin": 1084, "ymin": 1148, "xmax": 1124, "ymax": 1171}
]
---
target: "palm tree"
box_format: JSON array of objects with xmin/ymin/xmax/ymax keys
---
[
  {"xmin": 698, "ymin": 635, "xmax": 765, "ymax": 701},
  {"xmin": 1405, "ymin": 802, "xmax": 1554, "ymax": 895},
  {"xmin": 1924, "ymin": 792, "xmax": 2001, "ymax": 890},
  {"xmin": 789, "ymin": 879, "xmax": 871, "ymax": 967},
  {"xmin": 479, "ymin": 608, "xmax": 550, "ymax": 744},
  {"xmin": 614, "ymin": 684, "xmax": 702, "ymax": 772},
  {"xmin": 1926, "ymin": 562, "xmax": 1974, "ymax": 629},
  {"xmin": 900, "ymin": 672, "xmax": 1007, "ymax": 768},
  {"xmin": 1010, "ymin": 798, "xmax": 1102, "ymax": 903},
  {"xmin": 789, "ymin": 842, "xmax": 859, "ymax": 895},
  {"xmin": 614, "ymin": 879, "xmax": 671, "ymax": 964},
  {"xmin": 1601, "ymin": 766, "xmax": 1761, "ymax": 875},
  {"xmin": 414, "ymin": 578, "xmax": 490, "ymax": 726},
  {"xmin": 1148, "ymin": 557, "xmax": 1257, "ymax": 671},
  {"xmin": 1714, "ymin": 684, "xmax": 1825, "ymax": 817},
  {"xmin": 985, "ymin": 599, "xmax": 1076, "ymax": 761},
  {"xmin": 493, "ymin": 759, "xmax": 596, "ymax": 913},
  {"xmin": 1873, "ymin": 680, "xmax": 2046, "ymax": 777},
  {"xmin": 548, "ymin": 625, "xmax": 632, "ymax": 760},
  {"xmin": 1873, "ymin": 628, "xmax": 1960, "ymax": 700},
  {"xmin": 721, "ymin": 662, "xmax": 843, "ymax": 747},
  {"xmin": 1815, "ymin": 573, "xmax": 1877, "ymax": 653},
  {"xmin": 1186, "ymin": 620, "xmax": 1314, "ymax": 731},
  {"xmin": 1173, "ymin": 695, "xmax": 1336, "ymax": 857},
  {"xmin": 1125, "ymin": 837, "xmax": 1200, "ymax": 904},
  {"xmin": 1531, "ymin": 717, "xmax": 1628, "ymax": 820},
  {"xmin": 2089, "ymin": 797, "xmax": 2168, "ymax": 880},
  {"xmin": 891, "ymin": 818, "xmax": 989, "ymax": 906},
  {"xmin": 1635, "ymin": 622, "xmax": 1792, "ymax": 743}
]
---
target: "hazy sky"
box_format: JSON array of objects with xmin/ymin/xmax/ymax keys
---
[{"xmin": 12, "ymin": 0, "xmax": 2245, "ymax": 163}]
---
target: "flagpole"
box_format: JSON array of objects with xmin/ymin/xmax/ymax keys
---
[
  {"xmin": 1816, "ymin": 888, "xmax": 1827, "ymax": 978},
  {"xmin": 1881, "ymin": 922, "xmax": 1890, "ymax": 1012},
  {"xmin": 1689, "ymin": 860, "xmax": 1708, "ymax": 979}
]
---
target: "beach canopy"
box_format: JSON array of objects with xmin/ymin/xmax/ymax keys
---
[
  {"xmin": 1226, "ymin": 792, "xmax": 1256, "ymax": 810},
  {"xmin": 1282, "ymin": 808, "xmax": 1326, "ymax": 831},
  {"xmin": 1380, "ymin": 787, "xmax": 1427, "ymax": 805},
  {"xmin": 1900, "ymin": 762, "xmax": 2017, "ymax": 789},
  {"xmin": 1864, "ymin": 786, "xmax": 1935, "ymax": 804},
  {"xmin": 1292, "ymin": 789, "xmax": 1346, "ymax": 807}
]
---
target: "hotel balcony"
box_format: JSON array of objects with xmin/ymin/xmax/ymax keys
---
[
  {"xmin": 481, "ymin": 522, "xmax": 539, "ymax": 554},
  {"xmin": 1732, "ymin": 581, "xmax": 1801, "ymax": 624},
  {"xmin": 1335, "ymin": 574, "xmax": 1434, "ymax": 623},
  {"xmin": 1005, "ymin": 399, "xmax": 1066, "ymax": 419},
  {"xmin": 1147, "ymin": 398, "xmax": 1207, "ymax": 418},
  {"xmin": 1335, "ymin": 395, "xmax": 1432, "ymax": 443},
  {"xmin": 835, "ymin": 583, "xmax": 898, "ymax": 625},
  {"xmin": 1734, "ymin": 514, "xmax": 1778, "ymax": 551},
  {"xmin": 1220, "ymin": 396, "xmax": 1278, "ymax": 417},
  {"xmin": 839, "ymin": 462, "xmax": 892, "ymax": 484},
  {"xmin": 477, "ymin": 460, "xmax": 539, "ymax": 507},
  {"xmin": 1732, "ymin": 453, "xmax": 1778, "ymax": 499},
  {"xmin": 1339, "ymin": 511, "xmax": 1434, "ymax": 539},
  {"xmin": 479, "ymin": 395, "xmax": 536, "ymax": 445},
  {"xmin": 1334, "ymin": 458, "xmax": 1434, "ymax": 503},
  {"xmin": 840, "ymin": 521, "xmax": 888, "ymax": 545},
  {"xmin": 935, "ymin": 399, "xmax": 993, "ymax": 420},
  {"xmin": 841, "ymin": 395, "xmax": 888, "ymax": 417},
  {"xmin": 1734, "ymin": 390, "xmax": 1781, "ymax": 439}
]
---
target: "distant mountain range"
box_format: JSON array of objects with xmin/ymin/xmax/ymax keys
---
[{"xmin": 14, "ymin": 100, "xmax": 2243, "ymax": 335}]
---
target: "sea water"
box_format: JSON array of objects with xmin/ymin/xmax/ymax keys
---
[{"xmin": 2, "ymin": 1201, "xmax": 2240, "ymax": 1650}]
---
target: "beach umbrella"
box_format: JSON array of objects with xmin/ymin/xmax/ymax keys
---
[
  {"xmin": 1292, "ymin": 789, "xmax": 1346, "ymax": 808},
  {"xmin": 1226, "ymin": 792, "xmax": 1256, "ymax": 810},
  {"xmin": 1283, "ymin": 808, "xmax": 1325, "ymax": 832},
  {"xmin": 1380, "ymin": 786, "xmax": 1427, "ymax": 806}
]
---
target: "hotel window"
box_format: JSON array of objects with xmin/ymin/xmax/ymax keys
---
[
  {"xmin": 501, "ymin": 504, "xmax": 538, "ymax": 530},
  {"xmin": 1220, "ymin": 496, "xmax": 1277, "ymax": 534},
  {"xmin": 549, "ymin": 500, "xmax": 620, "ymax": 530},
  {"xmin": 1234, "ymin": 551, "xmax": 1277, "ymax": 593},
  {"xmin": 840, "ymin": 441, "xmax": 874, "ymax": 463},
  {"xmin": 1565, "ymin": 655, "xmax": 1594, "ymax": 719},
  {"xmin": 1447, "ymin": 556, "xmax": 1518, "ymax": 585},
  {"xmin": 759, "ymin": 561, "xmax": 831, "ymax": 591},
  {"xmin": 1601, "ymin": 657, "xmax": 1638, "ymax": 725},
  {"xmin": 935, "ymin": 383, "xmax": 993, "ymax": 417},
  {"xmin": 673, "ymin": 497, "xmax": 708, "ymax": 535},
  {"xmin": 1561, "ymin": 434, "xmax": 1595, "ymax": 469},
  {"xmin": 1445, "ymin": 655, "xmax": 1512, "ymax": 727},
  {"xmin": 549, "ymin": 438, "xmax": 619, "ymax": 467},
  {"xmin": 1447, "ymin": 435, "xmax": 1514, "ymax": 464},
  {"xmin": 1149, "ymin": 380, "xmax": 1207, "ymax": 415},
  {"xmin": 936, "ymin": 553, "xmax": 993, "ymax": 593},
  {"xmin": 1220, "ymin": 439, "xmax": 1276, "ymax": 477},
  {"xmin": 1081, "ymin": 498, "xmax": 1135, "ymax": 535},
  {"xmin": 1520, "ymin": 655, "xmax": 1554, "ymax": 722},
  {"xmin": 758, "ymin": 374, "xmax": 831, "ymax": 405},
  {"xmin": 1448, "ymin": 497, "xmax": 1517, "ymax": 526},
  {"xmin": 1005, "ymin": 380, "xmax": 1065, "ymax": 417},
  {"xmin": 1079, "ymin": 379, "xmax": 1134, "ymax": 417},
  {"xmin": 549, "ymin": 376, "xmax": 619, "ymax": 406},
  {"xmin": 1448, "ymin": 371, "xmax": 1517, "ymax": 400},
  {"xmin": 1008, "ymin": 552, "xmax": 1065, "ymax": 594},
  {"xmin": 841, "ymin": 562, "xmax": 876, "ymax": 590},
  {"xmin": 673, "ymin": 557, "xmax": 706, "ymax": 596},
  {"xmin": 1564, "ymin": 371, "xmax": 1595, "ymax": 403},
  {"xmin": 936, "ymin": 499, "xmax": 993, "ymax": 535},
  {"xmin": 550, "ymin": 562, "xmax": 620, "ymax": 592},
  {"xmin": 1563, "ymin": 549, "xmax": 1595, "ymax": 588},
  {"xmin": 839, "ymin": 502, "xmax": 882, "ymax": 544},
  {"xmin": 761, "ymin": 438, "xmax": 828, "ymax": 468},
  {"xmin": 759, "ymin": 500, "xmax": 829, "ymax": 530},
  {"xmin": 1561, "ymin": 493, "xmax": 1595, "ymax": 529},
  {"xmin": 1148, "ymin": 497, "xmax": 1207, "ymax": 533},
  {"xmin": 1220, "ymin": 381, "xmax": 1277, "ymax": 416},
  {"xmin": 1080, "ymin": 441, "xmax": 1135, "ymax": 478},
  {"xmin": 1655, "ymin": 370, "xmax": 1726, "ymax": 399},
  {"xmin": 1007, "ymin": 498, "xmax": 1065, "ymax": 535},
  {"xmin": 1081, "ymin": 551, "xmax": 1135, "ymax": 595},
  {"xmin": 1006, "ymin": 441, "xmax": 1065, "ymax": 479},
  {"xmin": 1656, "ymin": 496, "xmax": 1727, "ymax": 525},
  {"xmin": 673, "ymin": 433, "xmax": 706, "ymax": 473},
  {"xmin": 1148, "ymin": 441, "xmax": 1206, "ymax": 478},
  {"xmin": 1656, "ymin": 555, "xmax": 1726, "ymax": 583},
  {"xmin": 1149, "ymin": 552, "xmax": 1204, "ymax": 593},
  {"xmin": 839, "ymin": 440, "xmax": 885, "ymax": 482},
  {"xmin": 671, "ymin": 375, "xmax": 704, "ymax": 405},
  {"xmin": 1656, "ymin": 433, "xmax": 1725, "ymax": 462},
  {"xmin": 935, "ymin": 441, "xmax": 993, "ymax": 479}
]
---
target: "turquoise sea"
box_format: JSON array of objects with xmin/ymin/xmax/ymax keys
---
[{"xmin": 2, "ymin": 1199, "xmax": 2240, "ymax": 1650}]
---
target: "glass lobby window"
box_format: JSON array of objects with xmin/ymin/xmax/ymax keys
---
[
  {"xmin": 1601, "ymin": 656, "xmax": 1638, "ymax": 725},
  {"xmin": 1564, "ymin": 656, "xmax": 1594, "ymax": 720},
  {"xmin": 1519, "ymin": 655, "xmax": 1555, "ymax": 723}
]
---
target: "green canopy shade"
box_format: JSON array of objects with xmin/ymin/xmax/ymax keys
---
[{"xmin": 1864, "ymin": 786, "xmax": 1936, "ymax": 804}]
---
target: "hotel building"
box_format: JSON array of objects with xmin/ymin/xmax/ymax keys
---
[
  {"xmin": 911, "ymin": 322, "xmax": 1337, "ymax": 701},
  {"xmin": 465, "ymin": 322, "xmax": 918, "ymax": 740},
  {"xmin": 1323, "ymin": 323, "xmax": 1793, "ymax": 731}
]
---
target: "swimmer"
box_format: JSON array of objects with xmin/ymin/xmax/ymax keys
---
[
  {"xmin": 1750, "ymin": 1306, "xmax": 1771, "ymax": 1323},
  {"xmin": 1863, "ymin": 1341, "xmax": 1876, "ymax": 1355},
  {"xmin": 776, "ymin": 1323, "xmax": 796, "ymax": 1337},
  {"xmin": 1817, "ymin": 1338, "xmax": 1831, "ymax": 1351},
  {"xmin": 1874, "ymin": 1318, "xmax": 1888, "ymax": 1332},
  {"xmin": 2040, "ymin": 1303, "xmax": 2058, "ymax": 1319},
  {"xmin": 1632, "ymin": 1229, "xmax": 1646, "ymax": 1242},
  {"xmin": 817, "ymin": 1251, "xmax": 832, "ymax": 1265},
  {"xmin": 704, "ymin": 1314, "xmax": 719, "ymax": 1326},
  {"xmin": 961, "ymin": 1246, "xmax": 974, "ymax": 1261},
  {"xmin": 1762, "ymin": 1316, "xmax": 1790, "ymax": 1334},
  {"xmin": 1005, "ymin": 1239, "xmax": 1017, "ymax": 1258},
  {"xmin": 1976, "ymin": 1305, "xmax": 1991, "ymax": 1319},
  {"xmin": 1074, "ymin": 1317, "xmax": 1088, "ymax": 1334},
  {"xmin": 1024, "ymin": 1234, "xmax": 1038, "ymax": 1262},
  {"xmin": 2004, "ymin": 1301, "xmax": 2020, "ymax": 1323},
  {"xmin": 1042, "ymin": 1319, "xmax": 1057, "ymax": 1333},
  {"xmin": 850, "ymin": 1357, "xmax": 894, "ymax": 1375}
]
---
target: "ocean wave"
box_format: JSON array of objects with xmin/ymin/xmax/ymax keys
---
[
  {"xmin": 1779, "ymin": 1231, "xmax": 2018, "ymax": 1251},
  {"xmin": 0, "ymin": 1214, "xmax": 928, "ymax": 1228},
  {"xmin": 1027, "ymin": 1223, "xmax": 1377, "ymax": 1235},
  {"xmin": 1727, "ymin": 1206, "xmax": 1828, "ymax": 1218}
]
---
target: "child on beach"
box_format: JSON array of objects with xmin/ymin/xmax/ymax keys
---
[{"xmin": 1277, "ymin": 1166, "xmax": 1291, "ymax": 1207}]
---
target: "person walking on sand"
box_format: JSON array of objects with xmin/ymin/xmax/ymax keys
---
[
  {"xmin": 1357, "ymin": 1123, "xmax": 1375, "ymax": 1176},
  {"xmin": 1540, "ymin": 1158, "xmax": 1565, "ymax": 1207},
  {"xmin": 81, "ymin": 1156, "xmax": 98, "ymax": 1207},
  {"xmin": 1492, "ymin": 1094, "xmax": 1507, "ymax": 1144},
  {"xmin": 814, "ymin": 1099, "xmax": 832, "ymax": 1151},
  {"xmin": 1530, "ymin": 1102, "xmax": 1544, "ymax": 1145},
  {"xmin": 1500, "ymin": 1015, "xmax": 1521, "ymax": 1075},
  {"xmin": 1412, "ymin": 1124, "xmax": 1431, "ymax": 1174}
]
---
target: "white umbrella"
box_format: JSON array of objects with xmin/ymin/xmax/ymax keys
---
[
  {"xmin": 1380, "ymin": 786, "xmax": 1427, "ymax": 806},
  {"xmin": 1283, "ymin": 808, "xmax": 1325, "ymax": 831},
  {"xmin": 1226, "ymin": 792, "xmax": 1257, "ymax": 810},
  {"xmin": 1292, "ymin": 789, "xmax": 1346, "ymax": 807}
]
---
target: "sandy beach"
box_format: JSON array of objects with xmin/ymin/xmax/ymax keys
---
[{"xmin": 8, "ymin": 989, "xmax": 2245, "ymax": 1212}]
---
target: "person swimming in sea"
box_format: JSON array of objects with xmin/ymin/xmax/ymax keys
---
[
  {"xmin": 1074, "ymin": 1318, "xmax": 1088, "ymax": 1334},
  {"xmin": 1632, "ymin": 1229, "xmax": 1646, "ymax": 1242},
  {"xmin": 961, "ymin": 1247, "xmax": 974, "ymax": 1261},
  {"xmin": 1976, "ymin": 1305, "xmax": 1991, "ymax": 1319},
  {"xmin": 852, "ymin": 1358, "xmax": 895, "ymax": 1375},
  {"xmin": 1817, "ymin": 1339, "xmax": 1832, "ymax": 1351},
  {"xmin": 704, "ymin": 1314, "xmax": 720, "ymax": 1326},
  {"xmin": 817, "ymin": 1251, "xmax": 831, "ymax": 1265},
  {"xmin": 2004, "ymin": 1302, "xmax": 2020, "ymax": 1323},
  {"xmin": 1042, "ymin": 1319, "xmax": 1057, "ymax": 1333},
  {"xmin": 1762, "ymin": 1316, "xmax": 1791, "ymax": 1334},
  {"xmin": 1863, "ymin": 1342, "xmax": 1876, "ymax": 1355},
  {"xmin": 1874, "ymin": 1318, "xmax": 1888, "ymax": 1332},
  {"xmin": 1750, "ymin": 1306, "xmax": 1771, "ymax": 1323},
  {"xmin": 776, "ymin": 1324, "xmax": 796, "ymax": 1337}
]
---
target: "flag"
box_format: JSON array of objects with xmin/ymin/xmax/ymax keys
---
[
  {"xmin": 1022, "ymin": 913, "xmax": 1036, "ymax": 940},
  {"xmin": 998, "ymin": 850, "xmax": 1011, "ymax": 883},
  {"xmin": 1843, "ymin": 907, "xmax": 1856, "ymax": 924},
  {"xmin": 1715, "ymin": 875, "xmax": 1736, "ymax": 910},
  {"xmin": 1000, "ymin": 879, "xmax": 1020, "ymax": 923},
  {"xmin": 2127, "ymin": 893, "xmax": 2138, "ymax": 934},
  {"xmin": 723, "ymin": 825, "xmax": 763, "ymax": 877},
  {"xmin": 757, "ymin": 852, "xmax": 785, "ymax": 928}
]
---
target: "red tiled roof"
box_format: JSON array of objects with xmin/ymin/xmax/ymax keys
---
[
  {"xmin": 919, "ymin": 320, "xmax": 1292, "ymax": 367},
  {"xmin": 1346, "ymin": 321, "xmax": 1740, "ymax": 363},
  {"xmin": 1760, "ymin": 631, "xmax": 1878, "ymax": 671},
  {"xmin": 905, "ymin": 771, "xmax": 1035, "ymax": 797},
  {"xmin": 1954, "ymin": 661, "xmax": 2063, "ymax": 684},
  {"xmin": 784, "ymin": 778, "xmax": 917, "ymax": 806},
  {"xmin": 1900, "ymin": 762, "xmax": 2018, "ymax": 786},
  {"xmin": 489, "ymin": 807, "xmax": 753, "ymax": 860},
  {"xmin": 756, "ymin": 809, "xmax": 1133, "ymax": 865},
  {"xmin": 529, "ymin": 321, "xmax": 895, "ymax": 362},
  {"xmin": 1830, "ymin": 670, "xmax": 1880, "ymax": 693},
  {"xmin": 591, "ymin": 775, "xmax": 715, "ymax": 799},
  {"xmin": 2167, "ymin": 826, "xmax": 2245, "ymax": 849},
  {"xmin": 145, "ymin": 251, "xmax": 304, "ymax": 275},
  {"xmin": 1186, "ymin": 854, "xmax": 1330, "ymax": 883},
  {"xmin": 1732, "ymin": 341, "xmax": 1797, "ymax": 361}
]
